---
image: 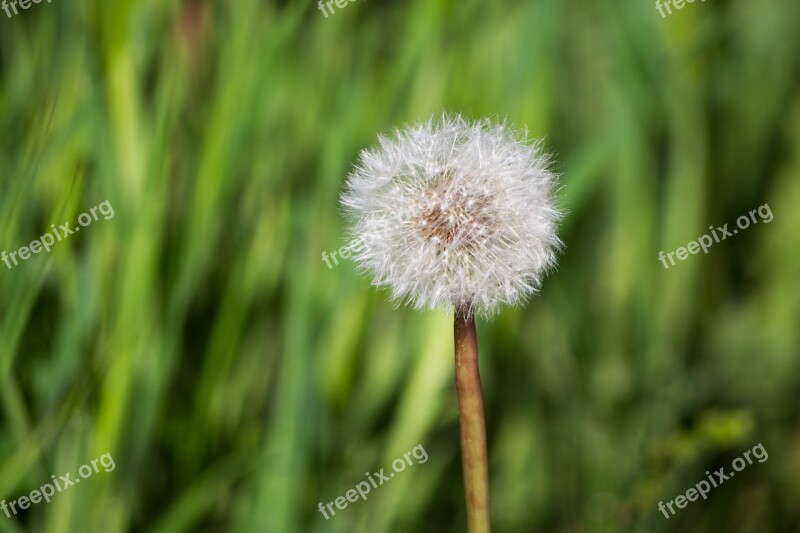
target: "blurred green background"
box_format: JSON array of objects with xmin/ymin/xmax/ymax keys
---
[{"xmin": 1, "ymin": 0, "xmax": 799, "ymax": 531}]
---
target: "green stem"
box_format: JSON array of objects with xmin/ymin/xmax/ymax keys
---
[{"xmin": 454, "ymin": 308, "xmax": 491, "ymax": 533}]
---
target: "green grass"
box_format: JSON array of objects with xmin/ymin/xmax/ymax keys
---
[{"xmin": 1, "ymin": 0, "xmax": 799, "ymax": 531}]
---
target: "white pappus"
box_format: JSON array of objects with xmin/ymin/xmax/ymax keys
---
[{"xmin": 341, "ymin": 114, "xmax": 563, "ymax": 317}]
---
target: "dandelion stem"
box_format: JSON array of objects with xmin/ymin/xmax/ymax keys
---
[{"xmin": 454, "ymin": 307, "xmax": 491, "ymax": 533}]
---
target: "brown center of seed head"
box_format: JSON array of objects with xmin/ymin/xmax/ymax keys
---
[{"xmin": 415, "ymin": 172, "xmax": 494, "ymax": 254}]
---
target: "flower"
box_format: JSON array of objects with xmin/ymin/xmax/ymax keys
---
[{"xmin": 341, "ymin": 114, "xmax": 562, "ymax": 317}]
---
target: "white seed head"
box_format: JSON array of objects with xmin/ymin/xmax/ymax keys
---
[{"xmin": 341, "ymin": 114, "xmax": 563, "ymax": 317}]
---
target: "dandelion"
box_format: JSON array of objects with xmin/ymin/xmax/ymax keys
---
[{"xmin": 341, "ymin": 114, "xmax": 562, "ymax": 532}]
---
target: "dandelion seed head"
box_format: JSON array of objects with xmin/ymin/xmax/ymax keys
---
[{"xmin": 341, "ymin": 114, "xmax": 563, "ymax": 317}]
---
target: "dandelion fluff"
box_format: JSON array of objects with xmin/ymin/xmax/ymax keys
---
[{"xmin": 341, "ymin": 114, "xmax": 562, "ymax": 317}]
